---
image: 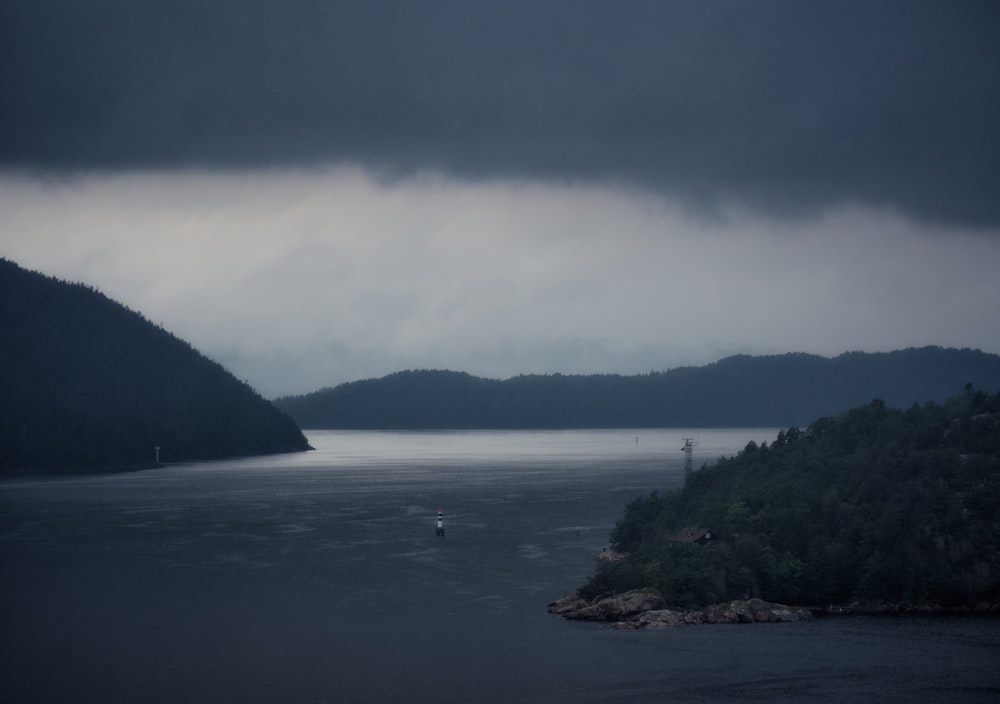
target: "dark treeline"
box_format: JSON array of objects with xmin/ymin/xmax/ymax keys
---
[
  {"xmin": 1, "ymin": 259, "xmax": 310, "ymax": 473},
  {"xmin": 275, "ymin": 348, "xmax": 1000, "ymax": 428},
  {"xmin": 582, "ymin": 388, "xmax": 1000, "ymax": 610}
]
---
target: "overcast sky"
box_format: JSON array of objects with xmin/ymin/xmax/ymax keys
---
[{"xmin": 2, "ymin": 1, "xmax": 999, "ymax": 397}]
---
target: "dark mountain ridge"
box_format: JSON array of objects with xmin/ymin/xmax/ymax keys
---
[
  {"xmin": 1, "ymin": 258, "xmax": 310, "ymax": 473},
  {"xmin": 275, "ymin": 347, "xmax": 1000, "ymax": 429}
]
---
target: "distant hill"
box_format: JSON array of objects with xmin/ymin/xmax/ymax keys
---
[
  {"xmin": 578, "ymin": 389, "xmax": 1000, "ymax": 610},
  {"xmin": 274, "ymin": 348, "xmax": 1000, "ymax": 428},
  {"xmin": 0, "ymin": 259, "xmax": 310, "ymax": 473}
]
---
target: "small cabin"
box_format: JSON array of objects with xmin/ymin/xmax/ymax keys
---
[{"xmin": 670, "ymin": 527, "xmax": 712, "ymax": 544}]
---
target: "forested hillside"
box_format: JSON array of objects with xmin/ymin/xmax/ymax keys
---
[
  {"xmin": 275, "ymin": 348, "xmax": 1000, "ymax": 428},
  {"xmin": 0, "ymin": 259, "xmax": 310, "ymax": 473},
  {"xmin": 581, "ymin": 389, "xmax": 1000, "ymax": 610}
]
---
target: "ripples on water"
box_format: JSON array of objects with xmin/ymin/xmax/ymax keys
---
[{"xmin": 2, "ymin": 429, "xmax": 998, "ymax": 703}]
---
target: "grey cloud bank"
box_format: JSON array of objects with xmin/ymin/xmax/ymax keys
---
[
  {"xmin": 3, "ymin": 171, "xmax": 999, "ymax": 397},
  {"xmin": 3, "ymin": 0, "xmax": 999, "ymax": 226},
  {"xmin": 2, "ymin": 2, "xmax": 999, "ymax": 397}
]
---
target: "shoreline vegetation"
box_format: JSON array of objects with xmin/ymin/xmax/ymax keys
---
[{"xmin": 556, "ymin": 389, "xmax": 1000, "ymax": 625}]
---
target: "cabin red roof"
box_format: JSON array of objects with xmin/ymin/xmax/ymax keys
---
[{"xmin": 670, "ymin": 527, "xmax": 712, "ymax": 543}]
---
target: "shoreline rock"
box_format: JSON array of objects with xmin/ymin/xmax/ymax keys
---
[
  {"xmin": 819, "ymin": 600, "xmax": 1000, "ymax": 615},
  {"xmin": 548, "ymin": 590, "xmax": 814, "ymax": 630}
]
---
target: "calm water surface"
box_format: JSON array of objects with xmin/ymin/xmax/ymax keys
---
[{"xmin": 1, "ymin": 429, "xmax": 997, "ymax": 703}]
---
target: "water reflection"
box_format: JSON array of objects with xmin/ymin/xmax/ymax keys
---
[{"xmin": 3, "ymin": 428, "xmax": 997, "ymax": 704}]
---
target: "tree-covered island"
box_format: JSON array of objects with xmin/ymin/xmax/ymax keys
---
[{"xmin": 557, "ymin": 388, "xmax": 1000, "ymax": 625}]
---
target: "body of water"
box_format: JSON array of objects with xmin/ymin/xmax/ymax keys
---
[{"xmin": 2, "ymin": 429, "xmax": 997, "ymax": 703}]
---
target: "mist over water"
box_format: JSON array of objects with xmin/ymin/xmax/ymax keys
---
[{"xmin": 2, "ymin": 429, "xmax": 998, "ymax": 703}]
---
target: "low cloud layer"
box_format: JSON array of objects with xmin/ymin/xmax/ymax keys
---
[
  {"xmin": 3, "ymin": 170, "xmax": 998, "ymax": 397},
  {"xmin": 3, "ymin": 1, "xmax": 999, "ymax": 226},
  {"xmin": 4, "ymin": 3, "xmax": 998, "ymax": 395}
]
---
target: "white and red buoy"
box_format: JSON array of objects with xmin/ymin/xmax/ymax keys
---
[{"xmin": 435, "ymin": 508, "xmax": 445, "ymax": 537}]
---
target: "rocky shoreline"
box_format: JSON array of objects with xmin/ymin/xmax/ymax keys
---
[
  {"xmin": 548, "ymin": 588, "xmax": 1000, "ymax": 629},
  {"xmin": 548, "ymin": 589, "xmax": 814, "ymax": 630}
]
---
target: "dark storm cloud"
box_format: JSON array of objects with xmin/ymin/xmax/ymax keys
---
[{"xmin": 3, "ymin": 0, "xmax": 999, "ymax": 225}]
